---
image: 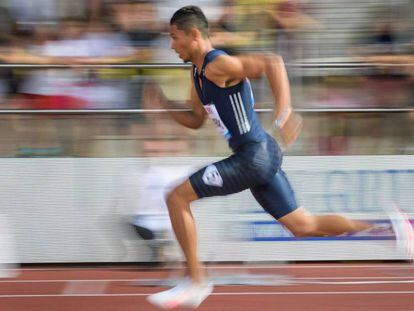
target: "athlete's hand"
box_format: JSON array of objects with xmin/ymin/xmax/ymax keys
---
[
  {"xmin": 274, "ymin": 112, "xmax": 303, "ymax": 149},
  {"xmin": 143, "ymin": 82, "xmax": 167, "ymax": 107}
]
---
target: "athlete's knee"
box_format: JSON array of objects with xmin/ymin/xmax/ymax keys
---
[
  {"xmin": 165, "ymin": 182, "xmax": 198, "ymax": 208},
  {"xmin": 165, "ymin": 188, "xmax": 184, "ymax": 208}
]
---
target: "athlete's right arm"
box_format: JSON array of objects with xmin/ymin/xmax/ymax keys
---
[
  {"xmin": 148, "ymin": 78, "xmax": 207, "ymax": 130},
  {"xmin": 206, "ymin": 53, "xmax": 302, "ymax": 148}
]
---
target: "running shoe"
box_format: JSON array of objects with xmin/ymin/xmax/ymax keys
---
[
  {"xmin": 389, "ymin": 204, "xmax": 414, "ymax": 261},
  {"xmin": 147, "ymin": 277, "xmax": 213, "ymax": 309}
]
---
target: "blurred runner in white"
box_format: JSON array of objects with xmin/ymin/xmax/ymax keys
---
[
  {"xmin": 0, "ymin": 214, "xmax": 19, "ymax": 278},
  {"xmin": 119, "ymin": 163, "xmax": 192, "ymax": 264}
]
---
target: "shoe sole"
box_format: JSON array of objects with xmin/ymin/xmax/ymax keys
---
[{"xmin": 390, "ymin": 204, "xmax": 414, "ymax": 261}]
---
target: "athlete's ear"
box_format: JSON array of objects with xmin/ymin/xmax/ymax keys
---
[{"xmin": 190, "ymin": 27, "xmax": 202, "ymax": 40}]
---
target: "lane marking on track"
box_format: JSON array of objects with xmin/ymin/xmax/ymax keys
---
[
  {"xmin": 298, "ymin": 280, "xmax": 414, "ymax": 285},
  {"xmin": 61, "ymin": 281, "xmax": 108, "ymax": 295},
  {"xmin": 1, "ymin": 291, "xmax": 414, "ymax": 298},
  {"xmin": 2, "ymin": 276, "xmax": 414, "ymax": 284},
  {"xmin": 15, "ymin": 264, "xmax": 414, "ymax": 271}
]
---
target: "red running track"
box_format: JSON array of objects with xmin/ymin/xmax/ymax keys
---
[{"xmin": 0, "ymin": 263, "xmax": 414, "ymax": 311}]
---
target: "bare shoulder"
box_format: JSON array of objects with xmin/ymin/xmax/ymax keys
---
[
  {"xmin": 205, "ymin": 55, "xmax": 241, "ymax": 75},
  {"xmin": 204, "ymin": 54, "xmax": 244, "ymax": 85},
  {"xmin": 205, "ymin": 53, "xmax": 271, "ymax": 81}
]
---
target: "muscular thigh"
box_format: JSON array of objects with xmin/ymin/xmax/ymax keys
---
[
  {"xmin": 189, "ymin": 154, "xmax": 268, "ymax": 198},
  {"xmin": 250, "ymin": 169, "xmax": 299, "ymax": 220},
  {"xmin": 190, "ymin": 136, "xmax": 281, "ymax": 199}
]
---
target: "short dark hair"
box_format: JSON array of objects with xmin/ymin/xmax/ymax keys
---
[{"xmin": 170, "ymin": 6, "xmax": 209, "ymax": 38}]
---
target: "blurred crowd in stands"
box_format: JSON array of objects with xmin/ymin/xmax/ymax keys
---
[{"xmin": 0, "ymin": 0, "xmax": 412, "ymax": 157}]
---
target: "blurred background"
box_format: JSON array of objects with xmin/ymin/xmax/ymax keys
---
[
  {"xmin": 0, "ymin": 0, "xmax": 411, "ymax": 157},
  {"xmin": 0, "ymin": 0, "xmax": 413, "ymax": 265}
]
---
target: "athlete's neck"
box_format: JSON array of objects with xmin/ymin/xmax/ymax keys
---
[{"xmin": 191, "ymin": 40, "xmax": 214, "ymax": 71}]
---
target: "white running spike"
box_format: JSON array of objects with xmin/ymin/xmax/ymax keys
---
[
  {"xmin": 389, "ymin": 204, "xmax": 414, "ymax": 261},
  {"xmin": 147, "ymin": 278, "xmax": 213, "ymax": 310}
]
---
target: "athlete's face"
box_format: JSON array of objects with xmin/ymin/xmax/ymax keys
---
[{"xmin": 169, "ymin": 25, "xmax": 195, "ymax": 62}]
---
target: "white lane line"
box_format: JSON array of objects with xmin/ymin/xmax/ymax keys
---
[
  {"xmin": 16, "ymin": 264, "xmax": 414, "ymax": 271},
  {"xmin": 0, "ymin": 279, "xmax": 133, "ymax": 283},
  {"xmin": 2, "ymin": 276, "xmax": 414, "ymax": 283},
  {"xmin": 299, "ymin": 280, "xmax": 414, "ymax": 285},
  {"xmin": 62, "ymin": 281, "xmax": 108, "ymax": 295},
  {"xmin": 213, "ymin": 265, "xmax": 414, "ymax": 270},
  {"xmin": 1, "ymin": 291, "xmax": 414, "ymax": 298}
]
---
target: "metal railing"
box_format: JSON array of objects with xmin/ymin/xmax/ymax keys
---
[
  {"xmin": 0, "ymin": 63, "xmax": 192, "ymax": 69},
  {"xmin": 1, "ymin": 61, "xmax": 412, "ymax": 114},
  {"xmin": 0, "ymin": 108, "xmax": 412, "ymax": 115},
  {"xmin": 0, "ymin": 61, "xmax": 413, "ymax": 69}
]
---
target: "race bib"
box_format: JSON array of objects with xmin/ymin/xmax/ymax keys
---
[{"xmin": 204, "ymin": 104, "xmax": 231, "ymax": 140}]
